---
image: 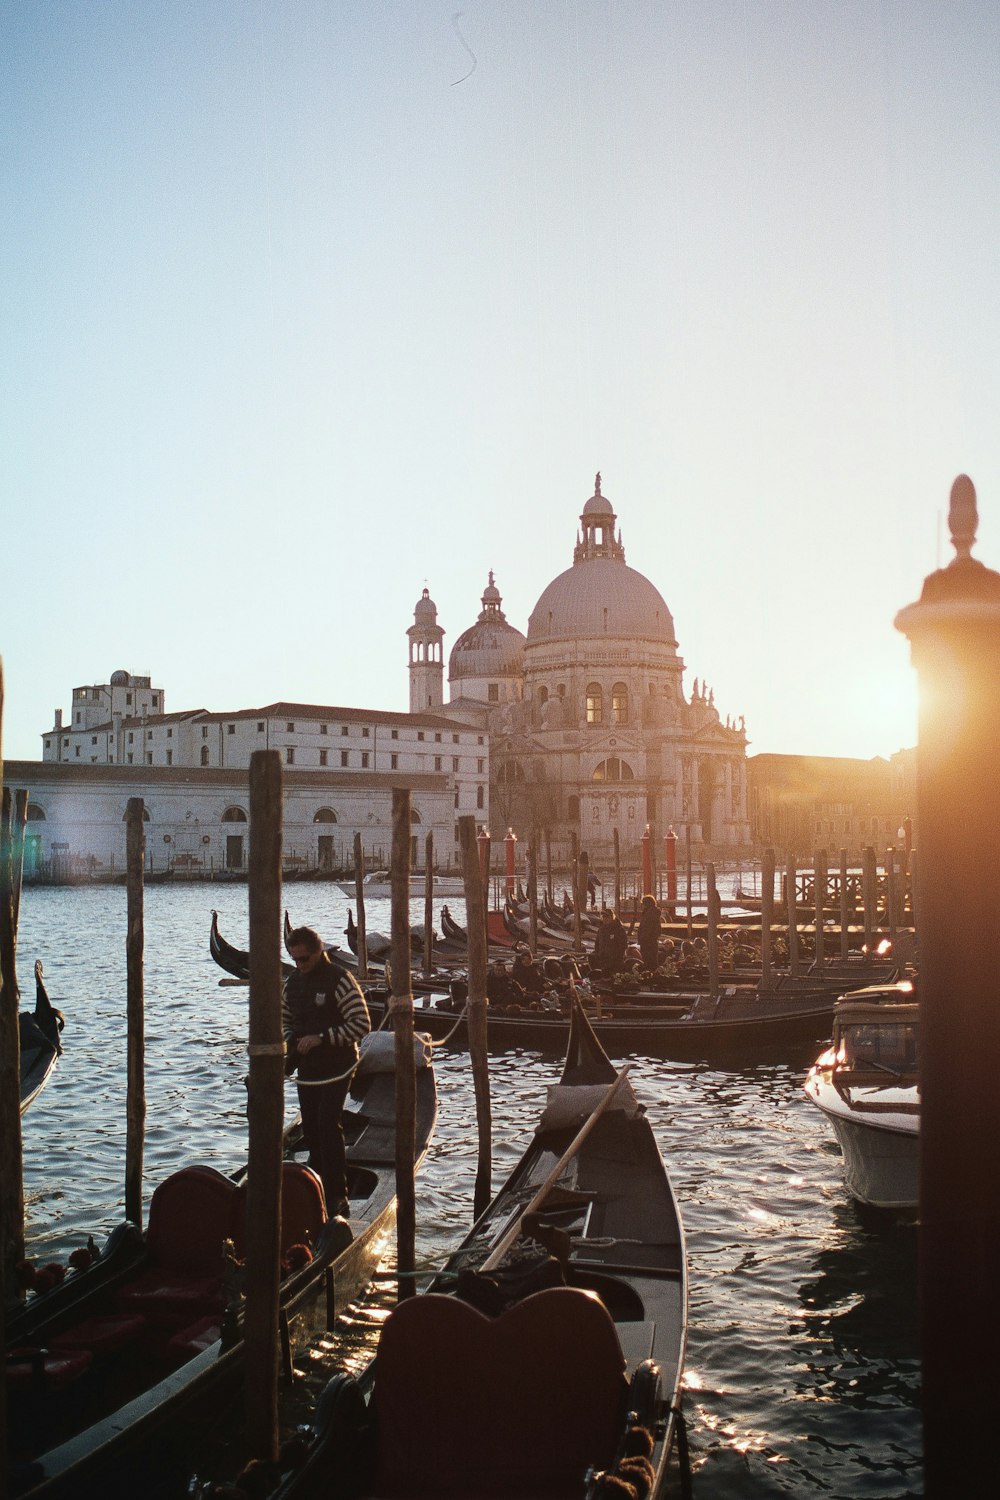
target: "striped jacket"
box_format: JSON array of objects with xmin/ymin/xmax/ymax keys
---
[{"xmin": 282, "ymin": 953, "xmax": 371, "ymax": 1082}]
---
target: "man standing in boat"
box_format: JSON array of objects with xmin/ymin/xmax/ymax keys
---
[{"xmin": 283, "ymin": 926, "xmax": 371, "ymax": 1219}]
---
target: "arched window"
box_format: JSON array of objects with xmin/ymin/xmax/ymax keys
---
[
  {"xmin": 222, "ymin": 806, "xmax": 248, "ymax": 823},
  {"xmin": 586, "ymin": 683, "xmax": 603, "ymax": 726},
  {"xmin": 200, "ymin": 745, "xmax": 210, "ymax": 766},
  {"xmin": 26, "ymin": 804, "xmax": 46, "ymax": 821},
  {"xmin": 411, "ymin": 808, "xmax": 421, "ymax": 824},
  {"xmin": 611, "ymin": 683, "xmax": 628, "ymax": 725},
  {"xmin": 313, "ymin": 807, "xmax": 337, "ymax": 823},
  {"xmin": 591, "ymin": 758, "xmax": 635, "ymax": 782},
  {"xmin": 537, "ymin": 686, "xmax": 548, "ymax": 706}
]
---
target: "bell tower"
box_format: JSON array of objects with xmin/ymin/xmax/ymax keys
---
[{"xmin": 407, "ymin": 587, "xmax": 444, "ymax": 711}]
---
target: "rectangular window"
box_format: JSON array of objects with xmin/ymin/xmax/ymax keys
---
[
  {"xmin": 478, "ymin": 759, "xmax": 484, "ymax": 773},
  {"xmin": 147, "ymin": 729, "xmax": 153, "ymax": 740},
  {"xmin": 91, "ymin": 735, "xmax": 97, "ymax": 745},
  {"xmin": 488, "ymin": 684, "xmax": 499, "ymax": 702},
  {"xmin": 361, "ymin": 752, "xmax": 370, "ymax": 768},
  {"xmin": 478, "ymin": 736, "xmax": 484, "ymax": 745},
  {"xmin": 341, "ymin": 750, "xmax": 349, "ymax": 767},
  {"xmin": 362, "ymin": 727, "xmax": 370, "ymax": 738},
  {"xmin": 75, "ymin": 745, "xmax": 81, "ymax": 756},
  {"xmin": 417, "ymin": 731, "xmax": 425, "ymax": 741},
  {"xmin": 167, "ymin": 727, "xmax": 173, "ymax": 738},
  {"xmin": 434, "ymin": 732, "xmax": 442, "ymax": 742},
  {"xmin": 453, "ymin": 734, "xmax": 459, "ymax": 743},
  {"xmin": 151, "ymin": 694, "xmax": 159, "ymax": 708},
  {"xmin": 257, "ymin": 721, "xmax": 265, "ymax": 732},
  {"xmin": 286, "ymin": 722, "xmax": 295, "ymax": 733},
  {"xmin": 286, "ymin": 747, "xmax": 295, "ymax": 764},
  {"xmin": 127, "ymin": 753, "xmax": 133, "ymax": 764},
  {"xmin": 202, "ymin": 725, "xmax": 209, "ymax": 738},
  {"xmin": 146, "ymin": 752, "xmax": 152, "ymax": 765},
  {"xmin": 452, "ymin": 757, "xmax": 459, "ymax": 772},
  {"xmin": 166, "ymin": 750, "xmax": 173, "ymax": 766},
  {"xmin": 75, "ymin": 712, "xmax": 81, "ymax": 724},
  {"xmin": 342, "ymin": 726, "xmax": 349, "ymax": 736},
  {"xmin": 128, "ymin": 732, "xmax": 134, "ymax": 744},
  {"xmin": 320, "ymin": 724, "xmax": 327, "ymax": 734},
  {"xmin": 391, "ymin": 729, "xmax": 399, "ymax": 740},
  {"xmin": 434, "ymin": 756, "xmax": 442, "ymax": 771},
  {"xmin": 228, "ymin": 724, "xmax": 235, "ymax": 735},
  {"xmin": 126, "ymin": 693, "xmax": 132, "ymax": 706},
  {"xmin": 390, "ymin": 753, "xmax": 398, "ymax": 770},
  {"xmin": 319, "ymin": 749, "xmax": 328, "ymax": 767}
]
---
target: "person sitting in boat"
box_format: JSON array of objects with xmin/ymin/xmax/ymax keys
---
[
  {"xmin": 283, "ymin": 926, "xmax": 371, "ymax": 1220},
  {"xmin": 510, "ymin": 946, "xmax": 544, "ymax": 998},
  {"xmin": 487, "ymin": 960, "xmax": 519, "ymax": 1006}
]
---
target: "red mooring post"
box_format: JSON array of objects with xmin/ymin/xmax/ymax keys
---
[
  {"xmin": 504, "ymin": 827, "xmax": 517, "ymax": 898},
  {"xmin": 664, "ymin": 826, "xmax": 678, "ymax": 918},
  {"xmin": 895, "ymin": 474, "xmax": 1000, "ymax": 1496},
  {"xmin": 641, "ymin": 824, "xmax": 652, "ymax": 897}
]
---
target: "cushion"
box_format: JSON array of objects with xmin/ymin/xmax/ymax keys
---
[
  {"xmin": 115, "ymin": 1268, "xmax": 223, "ymax": 1329},
  {"xmin": 49, "ymin": 1313, "xmax": 147, "ymax": 1356},
  {"xmin": 165, "ymin": 1315, "xmax": 223, "ymax": 1366},
  {"xmin": 6, "ymin": 1347, "xmax": 93, "ymax": 1392},
  {"xmin": 372, "ymin": 1287, "xmax": 627, "ymax": 1496}
]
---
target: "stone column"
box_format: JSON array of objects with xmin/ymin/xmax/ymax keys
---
[{"xmin": 895, "ymin": 474, "xmax": 1000, "ymax": 1495}]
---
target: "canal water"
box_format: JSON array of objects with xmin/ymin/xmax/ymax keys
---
[{"xmin": 15, "ymin": 881, "xmax": 920, "ymax": 1498}]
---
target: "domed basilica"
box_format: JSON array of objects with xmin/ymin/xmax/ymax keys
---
[{"xmin": 407, "ymin": 475, "xmax": 750, "ymax": 861}]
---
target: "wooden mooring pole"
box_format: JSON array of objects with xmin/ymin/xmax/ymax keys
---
[
  {"xmin": 785, "ymin": 853, "xmax": 799, "ymax": 976},
  {"xmin": 0, "ymin": 661, "xmax": 10, "ymax": 1493},
  {"xmin": 353, "ymin": 833, "xmax": 368, "ymax": 981},
  {"xmin": 528, "ymin": 835, "xmax": 538, "ymax": 955},
  {"xmin": 896, "ymin": 475, "xmax": 1000, "ymax": 1494},
  {"xmin": 124, "ymin": 798, "xmax": 146, "ymax": 1230},
  {"xmin": 706, "ymin": 863, "xmax": 720, "ymax": 1000},
  {"xmin": 390, "ymin": 792, "xmax": 417, "ymax": 1300},
  {"xmin": 244, "ymin": 751, "xmax": 284, "ymax": 1460},
  {"xmin": 839, "ymin": 849, "xmax": 850, "ymax": 959},
  {"xmin": 862, "ymin": 846, "xmax": 877, "ymax": 950},
  {"xmin": 422, "ymin": 832, "xmax": 434, "ymax": 980},
  {"xmin": 460, "ymin": 815, "xmax": 491, "ymax": 1221},
  {"xmin": 612, "ymin": 826, "xmax": 621, "ymax": 912},
  {"xmin": 813, "ymin": 847, "xmax": 827, "ymax": 967},
  {"xmin": 759, "ymin": 847, "xmax": 774, "ymax": 989}
]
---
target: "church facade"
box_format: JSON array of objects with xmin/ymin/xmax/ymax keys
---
[{"xmin": 407, "ymin": 475, "xmax": 751, "ymax": 865}]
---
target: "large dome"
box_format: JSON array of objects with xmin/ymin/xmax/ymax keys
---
[
  {"xmin": 449, "ymin": 572, "xmax": 526, "ymax": 683},
  {"xmin": 526, "ymin": 476, "xmax": 676, "ymax": 646},
  {"xmin": 527, "ymin": 559, "xmax": 675, "ymax": 644}
]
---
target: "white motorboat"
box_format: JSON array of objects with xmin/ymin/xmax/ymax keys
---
[
  {"xmin": 333, "ymin": 871, "xmax": 467, "ymax": 897},
  {"xmin": 803, "ymin": 982, "xmax": 919, "ymax": 1210}
]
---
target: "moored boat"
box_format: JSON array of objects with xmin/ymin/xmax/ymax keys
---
[
  {"xmin": 5, "ymin": 1033, "xmax": 437, "ymax": 1499},
  {"xmin": 268, "ymin": 998, "xmax": 688, "ymax": 1500},
  {"xmin": 803, "ymin": 982, "xmax": 919, "ymax": 1210},
  {"xmin": 19, "ymin": 962, "xmax": 64, "ymax": 1114}
]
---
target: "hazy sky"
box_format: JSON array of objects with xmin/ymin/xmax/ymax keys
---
[{"xmin": 4, "ymin": 1, "xmax": 999, "ymax": 764}]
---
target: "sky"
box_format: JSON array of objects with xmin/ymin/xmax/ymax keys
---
[{"xmin": 4, "ymin": 0, "xmax": 1000, "ymax": 765}]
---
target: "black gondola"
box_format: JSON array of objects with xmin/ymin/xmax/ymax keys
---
[
  {"xmin": 19, "ymin": 961, "xmax": 64, "ymax": 1114},
  {"xmin": 5, "ymin": 1035, "xmax": 437, "ymax": 1500},
  {"xmin": 269, "ymin": 998, "xmax": 688, "ymax": 1500}
]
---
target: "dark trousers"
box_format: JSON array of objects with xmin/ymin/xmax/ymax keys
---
[{"xmin": 297, "ymin": 1073, "xmax": 353, "ymax": 1208}]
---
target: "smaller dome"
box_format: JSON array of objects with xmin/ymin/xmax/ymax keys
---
[
  {"xmin": 110, "ymin": 669, "xmax": 129, "ymax": 686},
  {"xmin": 582, "ymin": 471, "xmax": 614, "ymax": 518},
  {"xmin": 413, "ymin": 588, "xmax": 437, "ymax": 621},
  {"xmin": 449, "ymin": 572, "xmax": 526, "ymax": 685}
]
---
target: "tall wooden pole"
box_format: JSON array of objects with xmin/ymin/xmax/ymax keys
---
[
  {"xmin": 813, "ymin": 847, "xmax": 827, "ymax": 968},
  {"xmin": 839, "ymin": 848, "xmax": 850, "ymax": 959},
  {"xmin": 244, "ymin": 752, "xmax": 284, "ymax": 1459},
  {"xmin": 527, "ymin": 836, "xmax": 538, "ymax": 956},
  {"xmin": 0, "ymin": 660, "xmax": 9, "ymax": 1490},
  {"xmin": 759, "ymin": 847, "xmax": 774, "ymax": 989},
  {"xmin": 353, "ymin": 833, "xmax": 368, "ymax": 981},
  {"xmin": 785, "ymin": 853, "xmax": 799, "ymax": 976},
  {"xmin": 390, "ymin": 791, "xmax": 417, "ymax": 1300},
  {"xmin": 706, "ymin": 863, "xmax": 720, "ymax": 1000},
  {"xmin": 545, "ymin": 828, "xmax": 553, "ymax": 906},
  {"xmin": 422, "ymin": 831, "xmax": 434, "ymax": 980},
  {"xmin": 460, "ymin": 815, "xmax": 491, "ymax": 1221},
  {"xmin": 612, "ymin": 826, "xmax": 621, "ymax": 912},
  {"xmin": 685, "ymin": 825, "xmax": 693, "ymax": 938},
  {"xmin": 124, "ymin": 798, "xmax": 146, "ymax": 1229},
  {"xmin": 895, "ymin": 475, "xmax": 1000, "ymax": 1493},
  {"xmin": 862, "ymin": 845, "xmax": 877, "ymax": 950}
]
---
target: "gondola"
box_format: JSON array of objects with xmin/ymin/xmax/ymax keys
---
[
  {"xmin": 269, "ymin": 998, "xmax": 688, "ymax": 1500},
  {"xmin": 5, "ymin": 1033, "xmax": 437, "ymax": 1499},
  {"xmin": 439, "ymin": 904, "xmax": 467, "ymax": 944},
  {"xmin": 19, "ymin": 961, "xmax": 64, "ymax": 1114}
]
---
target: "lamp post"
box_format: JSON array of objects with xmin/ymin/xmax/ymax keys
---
[{"xmin": 895, "ymin": 474, "xmax": 1000, "ymax": 1495}]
